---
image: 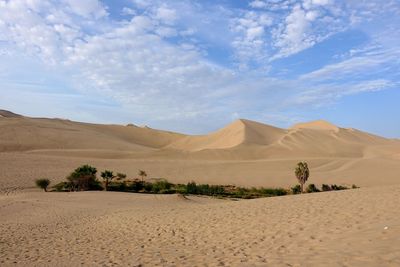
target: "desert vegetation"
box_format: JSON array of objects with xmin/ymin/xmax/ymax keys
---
[
  {"xmin": 38, "ymin": 164, "xmax": 356, "ymax": 199},
  {"xmin": 100, "ymin": 170, "xmax": 116, "ymax": 191},
  {"xmin": 66, "ymin": 164, "xmax": 102, "ymax": 191},
  {"xmin": 295, "ymin": 161, "xmax": 309, "ymax": 193},
  {"xmin": 35, "ymin": 178, "xmax": 50, "ymax": 192}
]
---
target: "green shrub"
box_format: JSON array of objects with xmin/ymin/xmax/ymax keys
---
[
  {"xmin": 241, "ymin": 194, "xmax": 256, "ymax": 199},
  {"xmin": 186, "ymin": 181, "xmax": 198, "ymax": 194},
  {"xmin": 35, "ymin": 178, "xmax": 50, "ymax": 192},
  {"xmin": 174, "ymin": 184, "xmax": 187, "ymax": 194},
  {"xmin": 259, "ymin": 187, "xmax": 288, "ymax": 196},
  {"xmin": 291, "ymin": 184, "xmax": 302, "ymax": 194},
  {"xmin": 53, "ymin": 181, "xmax": 72, "ymax": 192},
  {"xmin": 196, "ymin": 183, "xmax": 209, "ymax": 194},
  {"xmin": 233, "ymin": 187, "xmax": 249, "ymax": 198},
  {"xmin": 87, "ymin": 180, "xmax": 104, "ymax": 191},
  {"xmin": 67, "ymin": 164, "xmax": 101, "ymax": 191},
  {"xmin": 107, "ymin": 181, "xmax": 127, "ymax": 191},
  {"xmin": 306, "ymin": 184, "xmax": 320, "ymax": 193},
  {"xmin": 151, "ymin": 179, "xmax": 173, "ymax": 193},
  {"xmin": 127, "ymin": 179, "xmax": 144, "ymax": 192},
  {"xmin": 331, "ymin": 184, "xmax": 348, "ymax": 191},
  {"xmin": 352, "ymin": 184, "xmax": 359, "ymax": 189},
  {"xmin": 209, "ymin": 185, "xmax": 225, "ymax": 195},
  {"xmin": 321, "ymin": 184, "xmax": 331, "ymax": 191},
  {"xmin": 143, "ymin": 182, "xmax": 153, "ymax": 192}
]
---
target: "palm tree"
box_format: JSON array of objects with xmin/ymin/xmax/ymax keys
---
[
  {"xmin": 101, "ymin": 170, "xmax": 115, "ymax": 191},
  {"xmin": 295, "ymin": 162, "xmax": 309, "ymax": 193},
  {"xmin": 138, "ymin": 170, "xmax": 147, "ymax": 184},
  {"xmin": 35, "ymin": 178, "xmax": 50, "ymax": 192}
]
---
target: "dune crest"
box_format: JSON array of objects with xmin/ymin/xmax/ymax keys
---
[
  {"xmin": 0, "ymin": 110, "xmax": 398, "ymax": 158},
  {"xmin": 291, "ymin": 120, "xmax": 340, "ymax": 132},
  {"xmin": 166, "ymin": 119, "xmax": 286, "ymax": 151},
  {"xmin": 0, "ymin": 109, "xmax": 23, "ymax": 118}
]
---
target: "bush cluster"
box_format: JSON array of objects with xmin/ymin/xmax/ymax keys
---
[
  {"xmin": 35, "ymin": 178, "xmax": 50, "ymax": 192},
  {"xmin": 321, "ymin": 184, "xmax": 349, "ymax": 191},
  {"xmin": 37, "ymin": 164, "xmax": 357, "ymax": 200}
]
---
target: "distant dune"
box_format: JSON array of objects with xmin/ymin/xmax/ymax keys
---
[
  {"xmin": 0, "ymin": 110, "xmax": 399, "ymax": 189},
  {"xmin": 0, "ymin": 109, "xmax": 23, "ymax": 118}
]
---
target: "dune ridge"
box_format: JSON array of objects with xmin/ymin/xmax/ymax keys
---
[
  {"xmin": 0, "ymin": 110, "xmax": 399, "ymax": 189},
  {"xmin": 0, "ymin": 111, "xmax": 396, "ymax": 157}
]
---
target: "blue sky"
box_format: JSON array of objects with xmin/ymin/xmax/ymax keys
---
[{"xmin": 0, "ymin": 0, "xmax": 399, "ymax": 137}]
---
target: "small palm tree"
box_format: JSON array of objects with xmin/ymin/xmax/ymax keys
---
[
  {"xmin": 138, "ymin": 170, "xmax": 147, "ymax": 184},
  {"xmin": 295, "ymin": 162, "xmax": 309, "ymax": 193},
  {"xmin": 35, "ymin": 178, "xmax": 50, "ymax": 192},
  {"xmin": 101, "ymin": 170, "xmax": 115, "ymax": 191}
]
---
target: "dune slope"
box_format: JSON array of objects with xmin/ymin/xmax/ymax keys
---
[
  {"xmin": 166, "ymin": 119, "xmax": 287, "ymax": 151},
  {"xmin": 0, "ymin": 110, "xmax": 399, "ymax": 188},
  {"xmin": 0, "ymin": 116, "xmax": 184, "ymax": 152}
]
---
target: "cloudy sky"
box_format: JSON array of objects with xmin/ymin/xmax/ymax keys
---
[{"xmin": 0, "ymin": 0, "xmax": 399, "ymax": 137}]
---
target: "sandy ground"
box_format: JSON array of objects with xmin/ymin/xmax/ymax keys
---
[
  {"xmin": 1, "ymin": 186, "xmax": 400, "ymax": 266},
  {"xmin": 1, "ymin": 112, "xmax": 400, "ymax": 266},
  {"xmin": 1, "ymin": 152, "xmax": 399, "ymax": 191}
]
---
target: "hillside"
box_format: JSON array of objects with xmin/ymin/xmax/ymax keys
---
[
  {"xmin": 166, "ymin": 119, "xmax": 287, "ymax": 151},
  {"xmin": 0, "ymin": 113, "xmax": 185, "ymax": 152},
  {"xmin": 0, "ymin": 111, "xmax": 396, "ymax": 158},
  {"xmin": 1, "ymin": 110, "xmax": 399, "ymax": 189}
]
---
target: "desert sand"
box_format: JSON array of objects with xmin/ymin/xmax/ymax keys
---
[
  {"xmin": 1, "ymin": 110, "xmax": 400, "ymax": 266},
  {"xmin": 1, "ymin": 186, "xmax": 400, "ymax": 266}
]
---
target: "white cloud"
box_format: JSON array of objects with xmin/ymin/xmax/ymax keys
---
[
  {"xmin": 154, "ymin": 6, "xmax": 177, "ymax": 25},
  {"xmin": 231, "ymin": 11, "xmax": 273, "ymax": 66},
  {"xmin": 131, "ymin": 0, "xmax": 151, "ymax": 8},
  {"xmin": 300, "ymin": 47, "xmax": 400, "ymax": 82},
  {"xmin": 64, "ymin": 0, "xmax": 108, "ymax": 19},
  {"xmin": 272, "ymin": 5, "xmax": 312, "ymax": 58},
  {"xmin": 246, "ymin": 26, "xmax": 264, "ymax": 40},
  {"xmin": 121, "ymin": 7, "xmax": 136, "ymax": 16},
  {"xmin": 249, "ymin": 0, "xmax": 296, "ymax": 11},
  {"xmin": 289, "ymin": 79, "xmax": 395, "ymax": 107},
  {"xmin": 303, "ymin": 0, "xmax": 332, "ymax": 10},
  {"xmin": 270, "ymin": 1, "xmax": 348, "ymax": 60},
  {"xmin": 155, "ymin": 26, "xmax": 177, "ymax": 37},
  {"xmin": 305, "ymin": 10, "xmax": 319, "ymax": 21},
  {"xmin": 249, "ymin": 1, "xmax": 267, "ymax": 9}
]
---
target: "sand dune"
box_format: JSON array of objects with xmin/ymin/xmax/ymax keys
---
[
  {"xmin": 0, "ymin": 109, "xmax": 22, "ymax": 118},
  {"xmin": 0, "ymin": 113, "xmax": 396, "ymax": 157},
  {"xmin": 0, "ymin": 110, "xmax": 399, "ymax": 189},
  {"xmin": 291, "ymin": 119, "xmax": 340, "ymax": 131},
  {"xmin": 166, "ymin": 119, "xmax": 287, "ymax": 151},
  {"xmin": 0, "ymin": 116, "xmax": 184, "ymax": 152}
]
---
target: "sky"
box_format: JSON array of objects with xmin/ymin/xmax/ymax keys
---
[{"xmin": 0, "ymin": 0, "xmax": 399, "ymax": 137}]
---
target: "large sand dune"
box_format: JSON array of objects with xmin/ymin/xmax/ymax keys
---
[{"xmin": 0, "ymin": 110, "xmax": 399, "ymax": 189}]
